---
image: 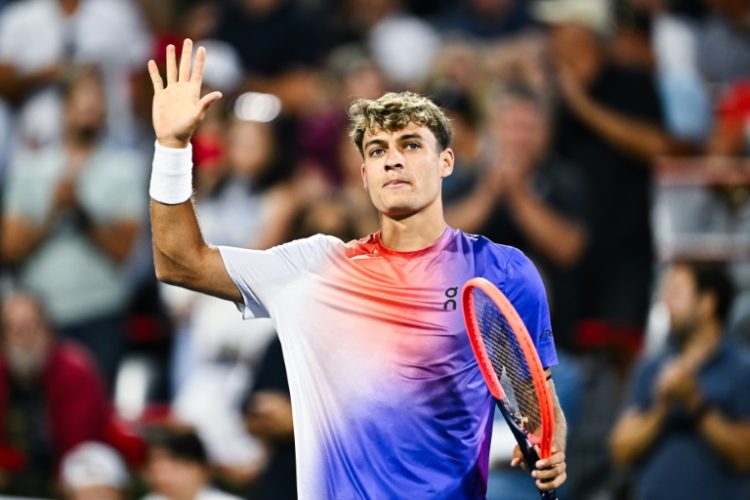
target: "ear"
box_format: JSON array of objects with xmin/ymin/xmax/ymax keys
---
[
  {"xmin": 360, "ymin": 162, "xmax": 368, "ymax": 190},
  {"xmin": 439, "ymin": 147, "xmax": 455, "ymax": 179}
]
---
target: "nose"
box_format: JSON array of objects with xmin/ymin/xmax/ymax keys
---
[{"xmin": 384, "ymin": 148, "xmax": 405, "ymax": 171}]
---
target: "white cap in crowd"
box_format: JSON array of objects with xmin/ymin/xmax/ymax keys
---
[
  {"xmin": 533, "ymin": 0, "xmax": 614, "ymax": 36},
  {"xmin": 61, "ymin": 442, "xmax": 129, "ymax": 490}
]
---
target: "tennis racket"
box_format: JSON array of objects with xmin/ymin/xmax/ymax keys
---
[{"xmin": 462, "ymin": 277, "xmax": 558, "ymax": 500}]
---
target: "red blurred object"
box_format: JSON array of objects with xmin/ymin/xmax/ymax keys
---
[
  {"xmin": 0, "ymin": 446, "xmax": 25, "ymax": 471},
  {"xmin": 193, "ymin": 133, "xmax": 224, "ymax": 171},
  {"xmin": 575, "ymin": 320, "xmax": 643, "ymax": 355},
  {"xmin": 717, "ymin": 80, "xmax": 750, "ymax": 125},
  {"xmin": 103, "ymin": 418, "xmax": 147, "ymax": 467}
]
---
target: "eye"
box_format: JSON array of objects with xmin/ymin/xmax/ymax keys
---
[
  {"xmin": 368, "ymin": 147, "xmax": 385, "ymax": 158},
  {"xmin": 405, "ymin": 142, "xmax": 421, "ymax": 151}
]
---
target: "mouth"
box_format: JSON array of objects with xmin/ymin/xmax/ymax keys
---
[{"xmin": 383, "ymin": 179, "xmax": 411, "ymax": 189}]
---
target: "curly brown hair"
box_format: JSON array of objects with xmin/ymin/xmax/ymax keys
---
[{"xmin": 348, "ymin": 92, "xmax": 452, "ymax": 156}]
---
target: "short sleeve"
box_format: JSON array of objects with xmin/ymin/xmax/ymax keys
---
[
  {"xmin": 218, "ymin": 234, "xmax": 340, "ymax": 320},
  {"xmin": 503, "ymin": 248, "xmax": 558, "ymax": 369}
]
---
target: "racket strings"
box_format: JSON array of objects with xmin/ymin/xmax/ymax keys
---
[{"xmin": 473, "ymin": 289, "xmax": 542, "ymax": 435}]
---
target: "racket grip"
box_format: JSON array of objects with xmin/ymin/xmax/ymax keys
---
[{"xmin": 538, "ymin": 488, "xmax": 558, "ymax": 500}]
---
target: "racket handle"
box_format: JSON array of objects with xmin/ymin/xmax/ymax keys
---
[{"xmin": 538, "ymin": 488, "xmax": 558, "ymax": 500}]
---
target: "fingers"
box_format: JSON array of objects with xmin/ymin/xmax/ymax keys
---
[
  {"xmin": 166, "ymin": 44, "xmax": 177, "ymax": 84},
  {"xmin": 147, "ymin": 60, "xmax": 163, "ymax": 94},
  {"xmin": 533, "ymin": 449, "xmax": 567, "ymax": 490},
  {"xmin": 191, "ymin": 46, "xmax": 206, "ymax": 84},
  {"xmin": 198, "ymin": 91, "xmax": 223, "ymax": 115},
  {"xmin": 509, "ymin": 445, "xmax": 528, "ymax": 471},
  {"xmin": 179, "ymin": 38, "xmax": 193, "ymax": 82}
]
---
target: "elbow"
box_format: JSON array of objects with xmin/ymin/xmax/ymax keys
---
[
  {"xmin": 1, "ymin": 241, "xmax": 24, "ymax": 265},
  {"xmin": 609, "ymin": 428, "xmax": 638, "ymax": 467},
  {"xmin": 152, "ymin": 245, "xmax": 202, "ymax": 289},
  {"xmin": 730, "ymin": 454, "xmax": 750, "ymax": 473}
]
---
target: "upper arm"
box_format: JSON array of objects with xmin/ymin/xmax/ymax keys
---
[
  {"xmin": 157, "ymin": 245, "xmax": 243, "ymax": 304},
  {"xmin": 503, "ymin": 248, "xmax": 558, "ymax": 368}
]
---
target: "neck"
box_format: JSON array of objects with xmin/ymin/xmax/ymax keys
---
[
  {"xmin": 683, "ymin": 319, "xmax": 722, "ymax": 359},
  {"xmin": 63, "ymin": 128, "xmax": 98, "ymax": 152},
  {"xmin": 379, "ymin": 197, "xmax": 447, "ymax": 251}
]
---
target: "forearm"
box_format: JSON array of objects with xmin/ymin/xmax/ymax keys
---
[
  {"xmin": 151, "ymin": 198, "xmax": 210, "ymax": 285},
  {"xmin": 87, "ymin": 220, "xmax": 139, "ymax": 264},
  {"xmin": 697, "ymin": 409, "xmax": 750, "ymax": 471},
  {"xmin": 0, "ymin": 216, "xmax": 55, "ymax": 264},
  {"xmin": 508, "ymin": 187, "xmax": 586, "ymax": 267},
  {"xmin": 572, "ymin": 96, "xmax": 671, "ymax": 161},
  {"xmin": 0, "ymin": 63, "xmax": 59, "ymax": 102},
  {"xmin": 548, "ymin": 379, "xmax": 567, "ymax": 452},
  {"xmin": 610, "ymin": 403, "xmax": 668, "ymax": 465}
]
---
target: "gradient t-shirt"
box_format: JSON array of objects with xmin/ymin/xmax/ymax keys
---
[{"xmin": 219, "ymin": 227, "xmax": 557, "ymax": 499}]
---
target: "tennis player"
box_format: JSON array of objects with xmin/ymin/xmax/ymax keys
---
[{"xmin": 147, "ymin": 39, "xmax": 567, "ymax": 499}]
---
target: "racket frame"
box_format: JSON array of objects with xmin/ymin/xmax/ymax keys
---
[{"xmin": 462, "ymin": 277, "xmax": 558, "ymax": 498}]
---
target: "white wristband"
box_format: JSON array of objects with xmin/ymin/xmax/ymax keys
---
[{"xmin": 150, "ymin": 141, "xmax": 193, "ymax": 204}]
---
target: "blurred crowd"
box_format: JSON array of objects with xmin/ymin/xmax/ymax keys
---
[{"xmin": 0, "ymin": 0, "xmax": 749, "ymax": 498}]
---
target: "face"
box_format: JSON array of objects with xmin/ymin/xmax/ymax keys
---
[
  {"xmin": 226, "ymin": 119, "xmax": 274, "ymax": 177},
  {"xmin": 660, "ymin": 265, "xmax": 702, "ymax": 340},
  {"xmin": 359, "ymin": 123, "xmax": 454, "ymax": 219},
  {"xmin": 64, "ymin": 73, "xmax": 106, "ymax": 134},
  {"xmin": 1, "ymin": 296, "xmax": 51, "ymax": 380},
  {"xmin": 489, "ymin": 98, "xmax": 548, "ymax": 168},
  {"xmin": 144, "ymin": 449, "xmax": 206, "ymax": 498}
]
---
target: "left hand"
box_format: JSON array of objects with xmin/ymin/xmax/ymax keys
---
[
  {"xmin": 510, "ymin": 445, "xmax": 567, "ymax": 490},
  {"xmin": 656, "ymin": 359, "xmax": 701, "ymax": 411}
]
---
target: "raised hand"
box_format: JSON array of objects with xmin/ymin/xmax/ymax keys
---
[{"xmin": 147, "ymin": 39, "xmax": 222, "ymax": 149}]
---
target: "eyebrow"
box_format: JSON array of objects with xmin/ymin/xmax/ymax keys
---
[{"xmin": 363, "ymin": 132, "xmax": 426, "ymax": 150}]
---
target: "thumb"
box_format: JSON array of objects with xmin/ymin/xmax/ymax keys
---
[{"xmin": 198, "ymin": 91, "xmax": 223, "ymax": 114}]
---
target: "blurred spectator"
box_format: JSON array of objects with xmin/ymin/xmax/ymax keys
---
[
  {"xmin": 447, "ymin": 84, "xmax": 589, "ymax": 348},
  {"xmin": 433, "ymin": 0, "xmax": 534, "ymax": 40},
  {"xmin": 0, "ymin": 0, "xmax": 152, "ymax": 150},
  {"xmin": 536, "ymin": 0, "xmax": 670, "ymax": 350},
  {"xmin": 633, "ymin": 0, "xmax": 713, "ymax": 143},
  {"xmin": 213, "ymin": 0, "xmax": 327, "ymax": 114},
  {"xmin": 696, "ymin": 0, "xmax": 750, "ymax": 90},
  {"xmin": 61, "ymin": 441, "xmax": 129, "ymax": 500},
  {"xmin": 241, "ymin": 194, "xmax": 361, "ymax": 500},
  {"xmin": 243, "ymin": 338, "xmax": 294, "ymax": 500},
  {"xmin": 1, "ymin": 66, "xmax": 146, "ymax": 388},
  {"xmin": 215, "ymin": 0, "xmax": 324, "ymax": 78},
  {"xmin": 164, "ymin": 116, "xmax": 297, "ymax": 483},
  {"xmin": 610, "ymin": 261, "xmax": 750, "ymax": 499},
  {"xmin": 534, "ymin": 1, "xmax": 672, "ymax": 495},
  {"xmin": 0, "ymin": 293, "xmax": 110, "ymax": 497},
  {"xmin": 142, "ymin": 427, "xmax": 242, "ymax": 500},
  {"xmin": 432, "ymin": 86, "xmax": 485, "ymax": 204}
]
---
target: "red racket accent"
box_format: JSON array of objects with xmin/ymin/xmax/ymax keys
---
[{"xmin": 462, "ymin": 277, "xmax": 555, "ymax": 459}]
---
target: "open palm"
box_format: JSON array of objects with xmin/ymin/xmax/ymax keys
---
[{"xmin": 147, "ymin": 39, "xmax": 222, "ymax": 148}]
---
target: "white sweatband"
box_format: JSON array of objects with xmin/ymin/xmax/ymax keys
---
[{"xmin": 150, "ymin": 141, "xmax": 193, "ymax": 204}]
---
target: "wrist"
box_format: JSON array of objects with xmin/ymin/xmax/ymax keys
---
[
  {"xmin": 150, "ymin": 141, "xmax": 193, "ymax": 204},
  {"xmin": 691, "ymin": 399, "xmax": 713, "ymax": 425},
  {"xmin": 156, "ymin": 137, "xmax": 191, "ymax": 149}
]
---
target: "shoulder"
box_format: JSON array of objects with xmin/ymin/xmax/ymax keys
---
[
  {"xmin": 0, "ymin": 0, "xmax": 50, "ymax": 25},
  {"xmin": 454, "ymin": 230, "xmax": 517, "ymax": 267},
  {"xmin": 48, "ymin": 342, "xmax": 103, "ymax": 381},
  {"xmin": 460, "ymin": 231, "xmax": 535, "ymax": 279}
]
